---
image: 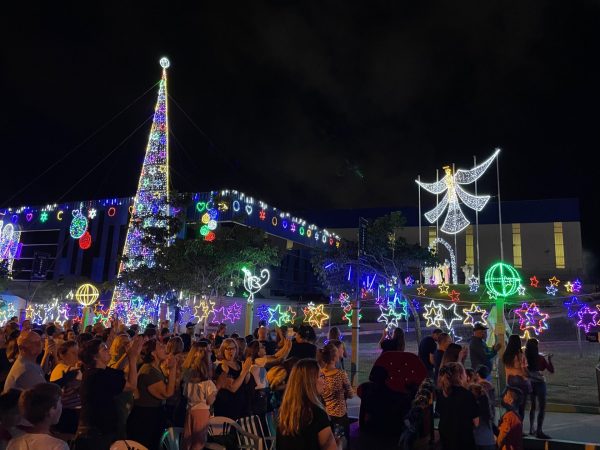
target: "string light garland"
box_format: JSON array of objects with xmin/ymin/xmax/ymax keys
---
[{"xmin": 415, "ymin": 149, "xmax": 499, "ymax": 234}]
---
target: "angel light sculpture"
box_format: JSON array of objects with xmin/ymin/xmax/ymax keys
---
[{"xmin": 416, "ymin": 149, "xmax": 499, "ymax": 234}]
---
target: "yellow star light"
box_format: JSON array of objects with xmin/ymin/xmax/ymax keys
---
[
  {"xmin": 564, "ymin": 281, "xmax": 574, "ymax": 292},
  {"xmin": 417, "ymin": 285, "xmax": 427, "ymax": 296},
  {"xmin": 462, "ymin": 303, "xmax": 489, "ymax": 327},
  {"xmin": 423, "ymin": 300, "xmax": 443, "ymax": 328},
  {"xmin": 194, "ymin": 298, "xmax": 215, "ymax": 321},
  {"xmin": 438, "ymin": 282, "xmax": 450, "ymax": 294},
  {"xmin": 548, "ymin": 276, "xmax": 560, "ymax": 287},
  {"xmin": 304, "ymin": 303, "xmax": 330, "ymax": 328}
]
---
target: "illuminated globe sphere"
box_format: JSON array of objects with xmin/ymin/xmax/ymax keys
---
[
  {"xmin": 75, "ymin": 283, "xmax": 100, "ymax": 306},
  {"xmin": 159, "ymin": 57, "xmax": 170, "ymax": 68},
  {"xmin": 484, "ymin": 262, "xmax": 521, "ymax": 298}
]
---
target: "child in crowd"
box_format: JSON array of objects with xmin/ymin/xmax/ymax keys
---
[
  {"xmin": 497, "ymin": 387, "xmax": 523, "ymax": 450},
  {"xmin": 468, "ymin": 384, "xmax": 496, "ymax": 450},
  {"xmin": 0, "ymin": 389, "xmax": 22, "ymax": 450},
  {"xmin": 7, "ymin": 383, "xmax": 68, "ymax": 450}
]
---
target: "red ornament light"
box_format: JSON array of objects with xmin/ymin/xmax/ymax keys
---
[
  {"xmin": 79, "ymin": 231, "xmax": 92, "ymax": 250},
  {"xmin": 259, "ymin": 210, "xmax": 266, "ymax": 220},
  {"xmin": 107, "ymin": 207, "xmax": 116, "ymax": 217},
  {"xmin": 204, "ymin": 231, "xmax": 216, "ymax": 242},
  {"xmin": 530, "ymin": 276, "xmax": 539, "ymax": 288}
]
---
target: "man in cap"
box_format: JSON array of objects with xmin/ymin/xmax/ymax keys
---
[{"xmin": 469, "ymin": 323, "xmax": 502, "ymax": 373}]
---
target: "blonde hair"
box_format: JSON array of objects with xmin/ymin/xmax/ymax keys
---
[
  {"xmin": 437, "ymin": 362, "xmax": 466, "ymax": 397},
  {"xmin": 218, "ymin": 338, "xmax": 238, "ymax": 361},
  {"xmin": 109, "ymin": 333, "xmax": 130, "ymax": 360},
  {"xmin": 166, "ymin": 336, "xmax": 184, "ymax": 355},
  {"xmin": 189, "ymin": 345, "xmax": 212, "ymax": 382},
  {"xmin": 278, "ymin": 359, "xmax": 324, "ymax": 436}
]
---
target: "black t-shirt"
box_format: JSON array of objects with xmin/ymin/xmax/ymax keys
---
[
  {"xmin": 213, "ymin": 364, "xmax": 247, "ymax": 419},
  {"xmin": 433, "ymin": 349, "xmax": 445, "ymax": 382},
  {"xmin": 417, "ymin": 336, "xmax": 437, "ymax": 370},
  {"xmin": 276, "ymin": 404, "xmax": 331, "ymax": 450},
  {"xmin": 288, "ymin": 341, "xmax": 317, "ymax": 360},
  {"xmin": 260, "ymin": 340, "xmax": 277, "ymax": 356},
  {"xmin": 435, "ymin": 386, "xmax": 478, "ymax": 450},
  {"xmin": 380, "ymin": 339, "xmax": 401, "ymax": 352},
  {"xmin": 79, "ymin": 367, "xmax": 126, "ymax": 434}
]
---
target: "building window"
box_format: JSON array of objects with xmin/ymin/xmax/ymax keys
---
[
  {"xmin": 554, "ymin": 222, "xmax": 565, "ymax": 269},
  {"xmin": 465, "ymin": 226, "xmax": 474, "ymax": 265},
  {"xmin": 428, "ymin": 227, "xmax": 437, "ymax": 251},
  {"xmin": 512, "ymin": 223, "xmax": 522, "ymax": 268}
]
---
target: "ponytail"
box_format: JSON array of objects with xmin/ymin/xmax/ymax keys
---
[{"xmin": 437, "ymin": 362, "xmax": 465, "ymax": 397}]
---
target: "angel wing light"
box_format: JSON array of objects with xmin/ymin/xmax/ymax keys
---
[{"xmin": 416, "ymin": 149, "xmax": 499, "ymax": 234}]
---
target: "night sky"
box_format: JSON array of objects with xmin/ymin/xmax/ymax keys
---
[{"xmin": 2, "ymin": 1, "xmax": 600, "ymax": 262}]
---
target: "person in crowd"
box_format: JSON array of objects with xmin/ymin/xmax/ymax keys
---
[
  {"xmin": 473, "ymin": 365, "xmax": 496, "ymax": 423},
  {"xmin": 525, "ymin": 338, "xmax": 554, "ymax": 439},
  {"xmin": 107, "ymin": 333, "xmax": 135, "ymax": 440},
  {"xmin": 502, "ymin": 335, "xmax": 530, "ymax": 421},
  {"xmin": 497, "ymin": 387, "xmax": 524, "ymax": 450},
  {"xmin": 236, "ymin": 337, "xmax": 247, "ymax": 362},
  {"xmin": 245, "ymin": 341, "xmax": 270, "ymax": 416},
  {"xmin": 433, "ymin": 332, "xmax": 451, "ymax": 382},
  {"xmin": 468, "ymin": 383, "xmax": 496, "ymax": 450},
  {"xmin": 436, "ymin": 362, "xmax": 479, "ymax": 450},
  {"xmin": 6, "ymin": 382, "xmax": 68, "ymax": 450},
  {"xmin": 214, "ymin": 324, "xmax": 228, "ymax": 348},
  {"xmin": 266, "ymin": 365, "xmax": 288, "ymax": 412},
  {"xmin": 49, "ymin": 340, "xmax": 81, "ymax": 435},
  {"xmin": 469, "ymin": 323, "xmax": 501, "ymax": 374},
  {"xmin": 76, "ymin": 332, "xmax": 94, "ymax": 348},
  {"xmin": 66, "ymin": 330, "xmax": 76, "ymax": 342},
  {"xmin": 0, "ymin": 389, "xmax": 23, "ymax": 450},
  {"xmin": 327, "ymin": 327, "xmax": 347, "ymax": 370},
  {"xmin": 257, "ymin": 326, "xmax": 277, "ymax": 356},
  {"xmin": 127, "ymin": 339, "xmax": 178, "ymax": 450},
  {"xmin": 3, "ymin": 331, "xmax": 46, "ymax": 393},
  {"xmin": 277, "ymin": 359, "xmax": 337, "ymax": 450},
  {"xmin": 418, "ymin": 328, "xmax": 443, "ymax": 378},
  {"xmin": 318, "ymin": 343, "xmax": 353, "ymax": 449},
  {"xmin": 379, "ymin": 327, "xmax": 406, "ymax": 352},
  {"xmin": 20, "ymin": 321, "xmax": 32, "ymax": 332},
  {"xmin": 182, "ymin": 342, "xmax": 216, "ymax": 450},
  {"xmin": 75, "ymin": 336, "xmax": 143, "ymax": 450},
  {"xmin": 164, "ymin": 336, "xmax": 186, "ymax": 427},
  {"xmin": 0, "ymin": 334, "xmax": 18, "ymax": 391},
  {"xmin": 213, "ymin": 338, "xmax": 252, "ymax": 419},
  {"xmin": 440, "ymin": 343, "xmax": 467, "ymax": 367},
  {"xmin": 288, "ymin": 325, "xmax": 317, "ymax": 359},
  {"xmin": 466, "ymin": 368, "xmax": 475, "ymax": 383}
]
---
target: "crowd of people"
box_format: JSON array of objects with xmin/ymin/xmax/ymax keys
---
[
  {"xmin": 0, "ymin": 316, "xmax": 356, "ymax": 450},
  {"xmin": 0, "ymin": 313, "xmax": 555, "ymax": 450}
]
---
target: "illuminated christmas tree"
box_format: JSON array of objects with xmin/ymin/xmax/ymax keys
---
[{"xmin": 111, "ymin": 58, "xmax": 171, "ymax": 312}]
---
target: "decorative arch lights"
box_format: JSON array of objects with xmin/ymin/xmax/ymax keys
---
[{"xmin": 416, "ymin": 149, "xmax": 499, "ymax": 234}]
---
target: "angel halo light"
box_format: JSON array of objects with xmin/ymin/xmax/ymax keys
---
[{"xmin": 416, "ymin": 149, "xmax": 500, "ymax": 234}]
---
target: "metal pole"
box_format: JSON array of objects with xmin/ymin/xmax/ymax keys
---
[
  {"xmin": 453, "ymin": 163, "xmax": 457, "ymax": 283},
  {"xmin": 436, "ymin": 169, "xmax": 439, "ymax": 251},
  {"xmin": 474, "ymin": 155, "xmax": 481, "ymax": 280},
  {"xmin": 351, "ymin": 264, "xmax": 360, "ymax": 388},
  {"xmin": 494, "ymin": 150, "xmax": 506, "ymax": 391},
  {"xmin": 418, "ymin": 174, "xmax": 422, "ymax": 248},
  {"xmin": 496, "ymin": 150, "xmax": 504, "ymax": 262}
]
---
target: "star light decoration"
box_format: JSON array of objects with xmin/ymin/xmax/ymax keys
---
[
  {"xmin": 194, "ymin": 298, "xmax": 216, "ymax": 322},
  {"xmin": 286, "ymin": 306, "xmax": 297, "ymax": 324},
  {"xmin": 576, "ymin": 305, "xmax": 598, "ymax": 333},
  {"xmin": 404, "ymin": 276, "xmax": 414, "ymax": 287},
  {"xmin": 468, "ymin": 275, "xmax": 480, "ymax": 293},
  {"xmin": 377, "ymin": 296, "xmax": 408, "ymax": 330},
  {"xmin": 416, "ymin": 285, "xmax": 427, "ymax": 296},
  {"xmin": 225, "ymin": 303, "xmax": 242, "ymax": 323},
  {"xmin": 548, "ymin": 276, "xmax": 560, "ymax": 287},
  {"xmin": 545, "ymin": 285, "xmax": 558, "ymax": 296},
  {"xmin": 572, "ymin": 279, "xmax": 583, "ymax": 294},
  {"xmin": 438, "ymin": 282, "xmax": 450, "ymax": 294},
  {"xmin": 268, "ymin": 304, "xmax": 291, "ymax": 328},
  {"xmin": 415, "ymin": 149, "xmax": 499, "ymax": 234},
  {"xmin": 423, "ymin": 300, "xmax": 443, "ymax": 328},
  {"xmin": 448, "ymin": 290, "xmax": 461, "ymax": 302},
  {"xmin": 439, "ymin": 303, "xmax": 463, "ymax": 330},
  {"xmin": 256, "ymin": 304, "xmax": 270, "ymax": 323},
  {"xmin": 517, "ymin": 285, "xmax": 526, "ymax": 296},
  {"xmin": 515, "ymin": 302, "xmax": 549, "ymax": 336},
  {"xmin": 564, "ymin": 297, "xmax": 584, "ymax": 318},
  {"xmin": 530, "ymin": 276, "xmax": 539, "ymax": 288},
  {"xmin": 303, "ymin": 302, "xmax": 330, "ymax": 328},
  {"xmin": 462, "ymin": 304, "xmax": 489, "ymax": 327},
  {"xmin": 563, "ymin": 281, "xmax": 574, "ymax": 293}
]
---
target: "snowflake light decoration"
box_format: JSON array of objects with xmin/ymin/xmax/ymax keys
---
[
  {"xmin": 87, "ymin": 208, "xmax": 97, "ymax": 219},
  {"xmin": 415, "ymin": 149, "xmax": 499, "ymax": 234}
]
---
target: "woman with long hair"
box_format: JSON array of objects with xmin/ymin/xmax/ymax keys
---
[
  {"xmin": 127, "ymin": 339, "xmax": 178, "ymax": 450},
  {"xmin": 182, "ymin": 342, "xmax": 217, "ymax": 450},
  {"xmin": 525, "ymin": 338, "xmax": 554, "ymax": 439},
  {"xmin": 328, "ymin": 327, "xmax": 347, "ymax": 370},
  {"xmin": 319, "ymin": 343, "xmax": 353, "ymax": 449},
  {"xmin": 502, "ymin": 334, "xmax": 529, "ymax": 420},
  {"xmin": 436, "ymin": 362, "xmax": 479, "ymax": 450},
  {"xmin": 440, "ymin": 343, "xmax": 468, "ymax": 367},
  {"xmin": 277, "ymin": 359, "xmax": 338, "ymax": 450},
  {"xmin": 49, "ymin": 340, "xmax": 81, "ymax": 435},
  {"xmin": 245, "ymin": 340, "xmax": 269, "ymax": 416},
  {"xmin": 74, "ymin": 336, "xmax": 143, "ymax": 450},
  {"xmin": 379, "ymin": 327, "xmax": 406, "ymax": 352},
  {"xmin": 107, "ymin": 333, "xmax": 134, "ymax": 440},
  {"xmin": 213, "ymin": 338, "xmax": 252, "ymax": 419}
]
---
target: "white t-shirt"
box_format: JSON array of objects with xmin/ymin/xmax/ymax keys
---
[
  {"xmin": 185, "ymin": 380, "xmax": 217, "ymax": 410},
  {"xmin": 2, "ymin": 357, "xmax": 45, "ymax": 393},
  {"xmin": 7, "ymin": 433, "xmax": 69, "ymax": 450},
  {"xmin": 250, "ymin": 359, "xmax": 268, "ymax": 390}
]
